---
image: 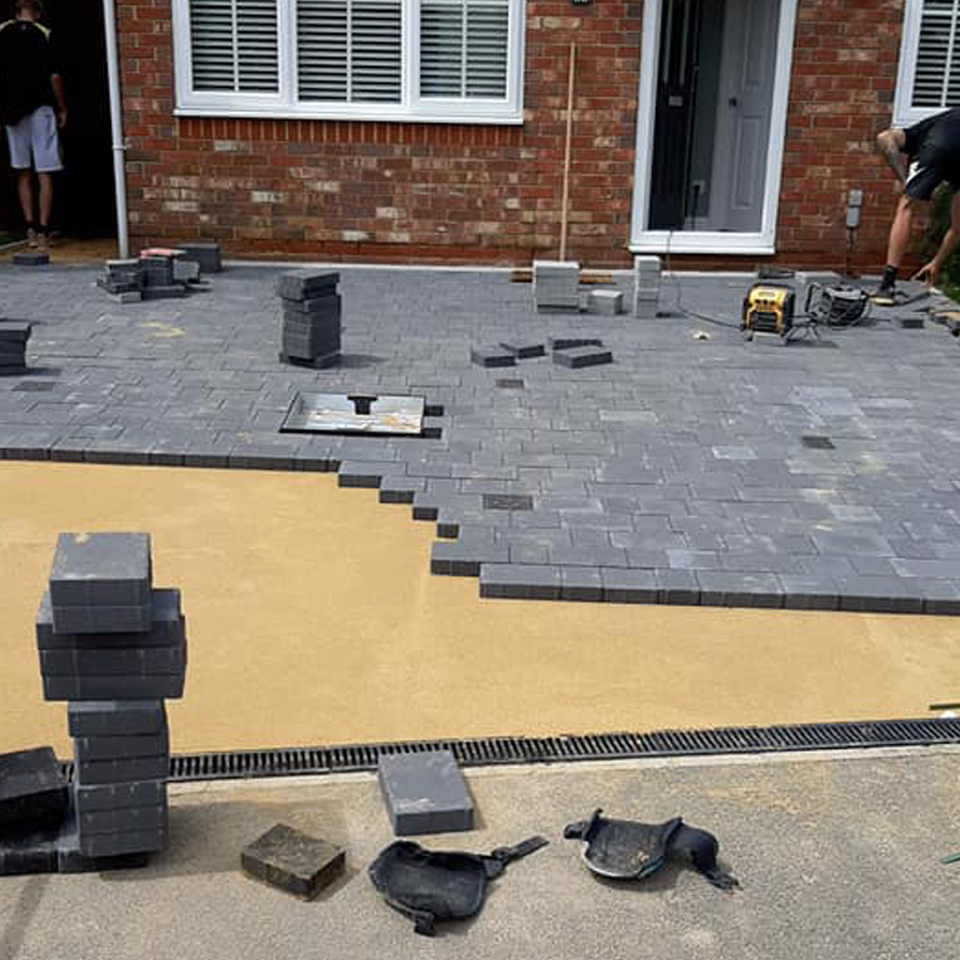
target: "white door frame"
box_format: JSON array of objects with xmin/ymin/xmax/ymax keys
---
[{"xmin": 629, "ymin": 0, "xmax": 798, "ymax": 255}]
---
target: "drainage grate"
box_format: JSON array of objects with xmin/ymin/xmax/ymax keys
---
[
  {"xmin": 55, "ymin": 717, "xmax": 960, "ymax": 784},
  {"xmin": 801, "ymin": 435, "xmax": 835, "ymax": 450},
  {"xmin": 483, "ymin": 493, "xmax": 534, "ymax": 511},
  {"xmin": 496, "ymin": 379, "xmax": 525, "ymax": 390}
]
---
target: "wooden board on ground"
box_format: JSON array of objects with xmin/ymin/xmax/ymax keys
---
[{"xmin": 510, "ymin": 268, "xmax": 613, "ymax": 285}]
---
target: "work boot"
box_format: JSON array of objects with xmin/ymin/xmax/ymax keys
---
[
  {"xmin": 35, "ymin": 231, "xmax": 49, "ymax": 254},
  {"xmin": 26, "ymin": 226, "xmax": 38, "ymax": 249},
  {"xmin": 872, "ymin": 279, "xmax": 897, "ymax": 306}
]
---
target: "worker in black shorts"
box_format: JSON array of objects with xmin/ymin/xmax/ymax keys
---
[{"xmin": 874, "ymin": 106, "xmax": 960, "ymax": 304}]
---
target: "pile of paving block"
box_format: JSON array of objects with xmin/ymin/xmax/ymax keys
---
[
  {"xmin": 277, "ymin": 270, "xmax": 342, "ymax": 369},
  {"xmin": 0, "ymin": 321, "xmax": 31, "ymax": 375},
  {"xmin": 533, "ymin": 260, "xmax": 581, "ymax": 313},
  {"xmin": 471, "ymin": 335, "xmax": 612, "ymax": 369},
  {"xmin": 0, "ymin": 532, "xmax": 186, "ymax": 875},
  {"xmin": 633, "ymin": 255, "xmax": 661, "ymax": 318},
  {"xmin": 97, "ymin": 242, "xmax": 222, "ymax": 303}
]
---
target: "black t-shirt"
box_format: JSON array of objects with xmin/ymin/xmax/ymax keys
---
[
  {"xmin": 904, "ymin": 106, "xmax": 960, "ymax": 167},
  {"xmin": 0, "ymin": 19, "xmax": 62, "ymax": 126}
]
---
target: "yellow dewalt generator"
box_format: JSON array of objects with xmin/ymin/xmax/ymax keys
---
[{"xmin": 741, "ymin": 283, "xmax": 796, "ymax": 341}]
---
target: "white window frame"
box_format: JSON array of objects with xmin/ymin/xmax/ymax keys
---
[
  {"xmin": 171, "ymin": 0, "xmax": 526, "ymax": 123},
  {"xmin": 894, "ymin": 0, "xmax": 960, "ymax": 127}
]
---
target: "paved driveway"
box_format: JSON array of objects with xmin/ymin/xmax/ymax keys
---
[{"xmin": 1, "ymin": 263, "xmax": 958, "ymax": 613}]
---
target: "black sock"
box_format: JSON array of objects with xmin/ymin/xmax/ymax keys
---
[{"xmin": 881, "ymin": 265, "xmax": 898, "ymax": 288}]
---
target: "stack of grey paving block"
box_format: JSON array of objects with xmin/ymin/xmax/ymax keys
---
[
  {"xmin": 277, "ymin": 270, "xmax": 342, "ymax": 369},
  {"xmin": 0, "ymin": 322, "xmax": 30, "ymax": 375},
  {"xmin": 633, "ymin": 255, "xmax": 661, "ymax": 318},
  {"xmin": 36, "ymin": 532, "xmax": 186, "ymax": 862},
  {"xmin": 533, "ymin": 260, "xmax": 581, "ymax": 313},
  {"xmin": 139, "ymin": 249, "xmax": 189, "ymax": 301},
  {"xmin": 587, "ymin": 289, "xmax": 624, "ymax": 315},
  {"xmin": 97, "ymin": 259, "xmax": 143, "ymax": 302}
]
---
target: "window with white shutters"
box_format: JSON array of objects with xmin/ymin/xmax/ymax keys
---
[
  {"xmin": 896, "ymin": 0, "xmax": 960, "ymax": 124},
  {"xmin": 420, "ymin": 0, "xmax": 509, "ymax": 98},
  {"xmin": 173, "ymin": 0, "xmax": 524, "ymax": 121},
  {"xmin": 189, "ymin": 0, "xmax": 279, "ymax": 93}
]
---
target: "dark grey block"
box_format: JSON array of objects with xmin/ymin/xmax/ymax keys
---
[
  {"xmin": 241, "ymin": 823, "xmax": 346, "ymax": 899},
  {"xmin": 552, "ymin": 346, "xmax": 613, "ymax": 368},
  {"xmin": 48, "ymin": 532, "xmax": 152, "ymax": 608},
  {"xmin": 281, "ymin": 311, "xmax": 340, "ymax": 336},
  {"xmin": 430, "ymin": 539, "xmax": 509, "ymax": 576},
  {"xmin": 600, "ymin": 568, "xmax": 658, "ymax": 604},
  {"xmin": 479, "ymin": 563, "xmax": 562, "ymax": 600},
  {"xmin": 896, "ymin": 314, "xmax": 925, "ymax": 329},
  {"xmin": 43, "ymin": 673, "xmax": 185, "ymax": 702},
  {"xmin": 780, "ymin": 576, "xmax": 840, "ymax": 611},
  {"xmin": 377, "ymin": 750, "xmax": 474, "ymax": 835},
  {"xmin": 73, "ymin": 779, "xmax": 166, "ymax": 813},
  {"xmin": 13, "ymin": 252, "xmax": 49, "ymax": 266},
  {"xmin": 172, "ymin": 259, "xmax": 201, "ymax": 283},
  {"xmin": 74, "ymin": 755, "xmax": 169, "ymax": 786},
  {"xmin": 78, "ymin": 826, "xmax": 166, "ymax": 857},
  {"xmin": 37, "ymin": 589, "xmax": 183, "ymax": 649},
  {"xmin": 0, "ymin": 322, "xmax": 31, "ymax": 341},
  {"xmin": 656, "ymin": 569, "xmax": 701, "ymax": 605},
  {"xmin": 279, "ymin": 351, "xmax": 340, "ymax": 369},
  {"xmin": 560, "ymin": 566, "xmax": 603, "ymax": 602},
  {"xmin": 50, "ymin": 602, "xmax": 153, "ymax": 636},
  {"xmin": 67, "ymin": 700, "xmax": 168, "ymax": 737},
  {"xmin": 0, "ymin": 747, "xmax": 69, "ymax": 831},
  {"xmin": 338, "ymin": 460, "xmax": 398, "ymax": 488},
  {"xmin": 835, "ymin": 577, "xmax": 924, "ymax": 614},
  {"xmin": 378, "ymin": 476, "xmax": 427, "ymax": 504},
  {"xmin": 78, "ymin": 804, "xmax": 168, "ymax": 836},
  {"xmin": 499, "ymin": 340, "xmax": 545, "ymax": 359},
  {"xmin": 177, "ymin": 241, "xmax": 222, "ymax": 273},
  {"xmin": 548, "ymin": 337, "xmax": 603, "ymax": 351},
  {"xmin": 281, "ymin": 327, "xmax": 342, "ymax": 359},
  {"xmin": 141, "ymin": 285, "xmax": 188, "ymax": 300},
  {"xmin": 282, "ymin": 293, "xmax": 341, "ymax": 316},
  {"xmin": 277, "ymin": 270, "xmax": 340, "ymax": 300},
  {"xmin": 0, "ymin": 365, "xmax": 26, "ymax": 376},
  {"xmin": 41, "ymin": 641, "xmax": 186, "ymax": 677},
  {"xmin": 471, "ymin": 345, "xmax": 516, "ymax": 368},
  {"xmin": 74, "ymin": 732, "xmax": 170, "ymax": 761},
  {"xmin": 697, "ymin": 572, "xmax": 784, "ymax": 608}
]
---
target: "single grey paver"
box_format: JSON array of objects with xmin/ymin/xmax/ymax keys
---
[
  {"xmin": 241, "ymin": 823, "xmax": 346, "ymax": 899},
  {"xmin": 479, "ymin": 563, "xmax": 562, "ymax": 600},
  {"xmin": 49, "ymin": 532, "xmax": 152, "ymax": 608},
  {"xmin": 377, "ymin": 749, "xmax": 474, "ymax": 835},
  {"xmin": 73, "ymin": 779, "xmax": 166, "ymax": 813}
]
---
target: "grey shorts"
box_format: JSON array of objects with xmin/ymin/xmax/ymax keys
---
[{"xmin": 5, "ymin": 105, "xmax": 63, "ymax": 173}]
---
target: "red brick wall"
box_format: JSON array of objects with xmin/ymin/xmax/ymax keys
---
[{"xmin": 118, "ymin": 0, "xmax": 909, "ymax": 270}]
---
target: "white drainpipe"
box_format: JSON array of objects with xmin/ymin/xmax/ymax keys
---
[{"xmin": 102, "ymin": 0, "xmax": 129, "ymax": 257}]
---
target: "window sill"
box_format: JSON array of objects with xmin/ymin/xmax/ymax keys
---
[{"xmin": 173, "ymin": 105, "xmax": 524, "ymax": 125}]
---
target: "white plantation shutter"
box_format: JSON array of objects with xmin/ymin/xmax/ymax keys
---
[
  {"xmin": 420, "ymin": 0, "xmax": 509, "ymax": 98},
  {"xmin": 912, "ymin": 0, "xmax": 960, "ymax": 107},
  {"xmin": 297, "ymin": 0, "xmax": 402, "ymax": 102},
  {"xmin": 189, "ymin": 0, "xmax": 279, "ymax": 92}
]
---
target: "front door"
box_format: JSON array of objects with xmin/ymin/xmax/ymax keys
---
[
  {"xmin": 709, "ymin": 0, "xmax": 780, "ymax": 232},
  {"xmin": 631, "ymin": 0, "xmax": 797, "ymax": 253}
]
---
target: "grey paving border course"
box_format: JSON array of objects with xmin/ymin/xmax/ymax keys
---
[{"xmin": 2, "ymin": 264, "xmax": 959, "ymax": 615}]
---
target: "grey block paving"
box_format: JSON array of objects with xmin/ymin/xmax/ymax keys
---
[
  {"xmin": 73, "ymin": 755, "xmax": 170, "ymax": 786},
  {"xmin": 43, "ymin": 674, "xmax": 185, "ymax": 702},
  {"xmin": 49, "ymin": 602, "xmax": 154, "ymax": 636},
  {"xmin": 74, "ymin": 733, "xmax": 170, "ymax": 761},
  {"xmin": 78, "ymin": 826, "xmax": 167, "ymax": 857},
  {"xmin": 377, "ymin": 749, "xmax": 474, "ymax": 835},
  {"xmin": 77, "ymin": 803, "xmax": 168, "ymax": 836},
  {"xmin": 3, "ymin": 264, "xmax": 960, "ymax": 613}
]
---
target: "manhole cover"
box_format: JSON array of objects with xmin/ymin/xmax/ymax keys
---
[
  {"xmin": 280, "ymin": 393, "xmax": 426, "ymax": 436},
  {"xmin": 801, "ymin": 435, "xmax": 835, "ymax": 450},
  {"xmin": 496, "ymin": 379, "xmax": 524, "ymax": 389},
  {"xmin": 482, "ymin": 493, "xmax": 534, "ymax": 511}
]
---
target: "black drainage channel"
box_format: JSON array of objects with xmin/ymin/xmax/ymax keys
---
[{"xmin": 56, "ymin": 717, "xmax": 960, "ymax": 784}]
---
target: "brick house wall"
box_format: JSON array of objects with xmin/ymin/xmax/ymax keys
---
[{"xmin": 118, "ymin": 0, "xmax": 912, "ymax": 270}]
